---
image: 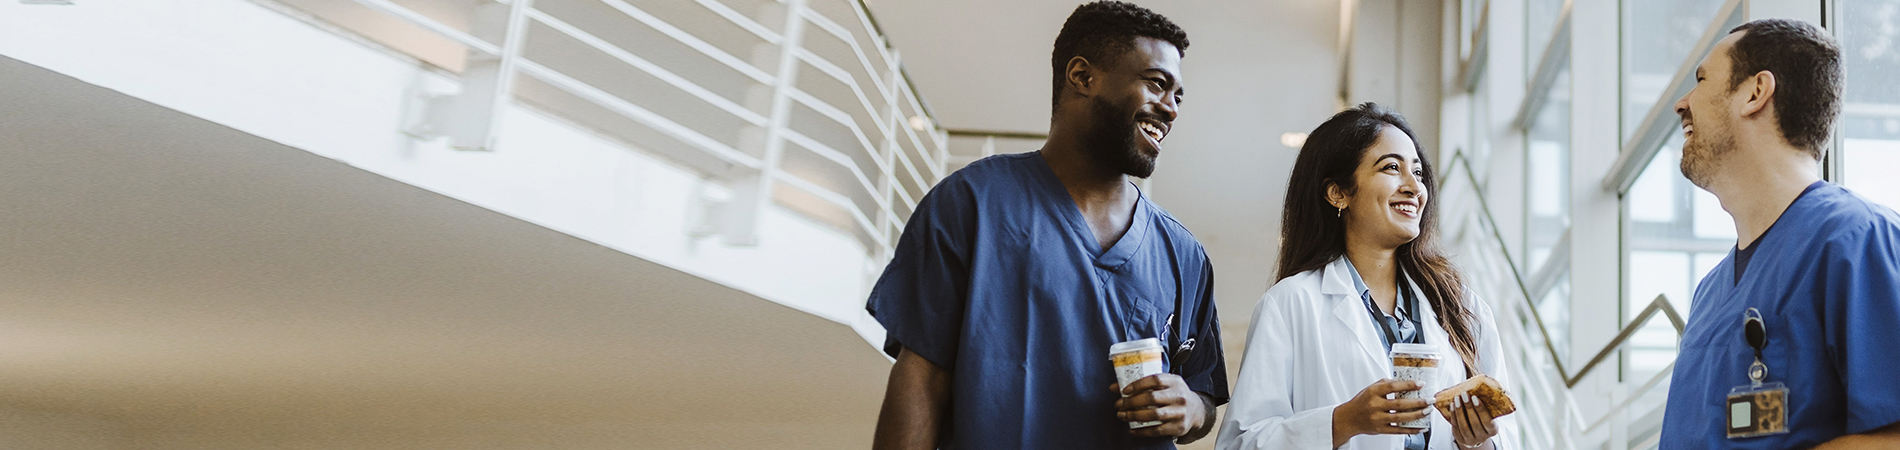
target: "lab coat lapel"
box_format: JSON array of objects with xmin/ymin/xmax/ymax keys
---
[{"xmin": 1324, "ymin": 257, "xmax": 1391, "ymax": 367}]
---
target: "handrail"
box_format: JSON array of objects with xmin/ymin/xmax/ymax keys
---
[
  {"xmin": 1443, "ymin": 150, "xmax": 1686, "ymax": 388},
  {"xmin": 1564, "ymin": 294, "xmax": 1684, "ymax": 386},
  {"xmin": 1444, "ymin": 150, "xmax": 1570, "ymax": 376}
]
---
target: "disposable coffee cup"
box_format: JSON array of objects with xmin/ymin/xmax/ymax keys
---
[
  {"xmin": 1389, "ymin": 343, "xmax": 1440, "ymax": 429},
  {"xmin": 1109, "ymin": 338, "xmax": 1166, "ymax": 429}
]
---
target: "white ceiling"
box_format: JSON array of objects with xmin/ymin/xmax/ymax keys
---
[
  {"xmin": 0, "ymin": 55, "xmax": 885, "ymax": 447},
  {"xmin": 870, "ymin": 0, "xmax": 1344, "ymax": 328}
]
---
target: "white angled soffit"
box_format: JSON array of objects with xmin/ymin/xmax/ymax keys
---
[{"xmin": 0, "ymin": 54, "xmax": 888, "ymax": 445}]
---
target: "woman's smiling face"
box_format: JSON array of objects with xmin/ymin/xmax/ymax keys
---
[{"xmin": 1329, "ymin": 125, "xmax": 1428, "ymax": 250}]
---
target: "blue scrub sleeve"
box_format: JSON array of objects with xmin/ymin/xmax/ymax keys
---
[
  {"xmin": 1180, "ymin": 258, "xmax": 1230, "ymax": 405},
  {"xmin": 865, "ymin": 181, "xmax": 974, "ymax": 370},
  {"xmin": 1824, "ymin": 223, "xmax": 1900, "ymax": 434}
]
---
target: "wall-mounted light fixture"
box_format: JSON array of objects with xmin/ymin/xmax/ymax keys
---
[{"xmin": 1280, "ymin": 132, "xmax": 1308, "ymax": 149}]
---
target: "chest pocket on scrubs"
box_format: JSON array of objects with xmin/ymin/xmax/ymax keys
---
[{"xmin": 1110, "ymin": 275, "xmax": 1169, "ymax": 363}]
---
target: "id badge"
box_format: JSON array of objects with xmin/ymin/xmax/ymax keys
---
[{"xmin": 1726, "ymin": 382, "xmax": 1789, "ymax": 439}]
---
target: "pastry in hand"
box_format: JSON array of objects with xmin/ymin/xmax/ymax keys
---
[{"xmin": 1433, "ymin": 375, "xmax": 1517, "ymax": 419}]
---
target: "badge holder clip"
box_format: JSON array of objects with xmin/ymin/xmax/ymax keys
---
[{"xmin": 1727, "ymin": 308, "xmax": 1789, "ymax": 439}]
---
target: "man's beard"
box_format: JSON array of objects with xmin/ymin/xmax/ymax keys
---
[
  {"xmin": 1081, "ymin": 96, "xmax": 1157, "ymax": 179},
  {"xmin": 1678, "ymin": 115, "xmax": 1734, "ymax": 189}
]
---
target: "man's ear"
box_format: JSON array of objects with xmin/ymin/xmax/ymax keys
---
[
  {"xmin": 1740, "ymin": 70, "xmax": 1776, "ymax": 118},
  {"xmin": 1065, "ymin": 56, "xmax": 1096, "ymax": 98}
]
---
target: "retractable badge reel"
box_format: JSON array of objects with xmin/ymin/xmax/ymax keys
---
[{"xmin": 1727, "ymin": 307, "xmax": 1789, "ymax": 438}]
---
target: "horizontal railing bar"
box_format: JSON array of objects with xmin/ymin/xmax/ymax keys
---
[
  {"xmin": 896, "ymin": 72, "xmax": 940, "ymax": 141},
  {"xmin": 946, "ymin": 128, "xmax": 1049, "ymax": 140},
  {"xmin": 896, "ymin": 118, "xmax": 942, "ymax": 180},
  {"xmin": 515, "ymin": 59, "xmax": 762, "ymax": 170},
  {"xmin": 784, "ymin": 88, "xmax": 890, "ymax": 170},
  {"xmin": 1583, "ymin": 359, "xmax": 1676, "ymax": 433},
  {"xmin": 772, "ymin": 171, "xmax": 888, "ymax": 248},
  {"xmin": 799, "ymin": 8, "xmax": 894, "ymax": 99},
  {"xmin": 527, "ymin": 9, "xmax": 768, "ymax": 127},
  {"xmin": 887, "ymin": 136, "xmax": 931, "ymax": 203},
  {"xmin": 596, "ymin": 0, "xmax": 775, "ymax": 84},
  {"xmin": 693, "ymin": 0, "xmax": 782, "ymax": 44},
  {"xmin": 790, "ymin": 48, "xmax": 895, "ymax": 135},
  {"xmin": 780, "ymin": 128, "xmax": 894, "ymax": 212},
  {"xmin": 346, "ymin": 0, "xmax": 501, "ymax": 55}
]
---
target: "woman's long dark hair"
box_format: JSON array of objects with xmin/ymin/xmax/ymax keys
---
[{"xmin": 1276, "ymin": 102, "xmax": 1480, "ymax": 369}]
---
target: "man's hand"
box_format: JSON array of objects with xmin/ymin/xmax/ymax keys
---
[{"xmin": 1110, "ymin": 373, "xmax": 1214, "ymax": 441}]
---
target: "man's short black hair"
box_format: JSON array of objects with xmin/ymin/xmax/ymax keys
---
[
  {"xmin": 1050, "ymin": 1, "xmax": 1189, "ymax": 112},
  {"xmin": 1726, "ymin": 19, "xmax": 1841, "ymax": 158}
]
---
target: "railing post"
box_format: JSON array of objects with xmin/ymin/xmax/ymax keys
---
[
  {"xmin": 413, "ymin": 0, "xmax": 531, "ymax": 151},
  {"xmin": 719, "ymin": 0, "xmax": 809, "ymax": 246}
]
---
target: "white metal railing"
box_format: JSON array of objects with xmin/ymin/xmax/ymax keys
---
[
  {"xmin": 284, "ymin": 0, "xmax": 954, "ymax": 259},
  {"xmin": 1441, "ymin": 149, "xmax": 1684, "ymax": 450}
]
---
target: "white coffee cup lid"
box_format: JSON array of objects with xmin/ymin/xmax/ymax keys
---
[
  {"xmin": 1109, "ymin": 338, "xmax": 1163, "ymax": 355},
  {"xmin": 1390, "ymin": 343, "xmax": 1438, "ymax": 356}
]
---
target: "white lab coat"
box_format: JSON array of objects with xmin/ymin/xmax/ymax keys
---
[{"xmin": 1216, "ymin": 256, "xmax": 1514, "ymax": 450}]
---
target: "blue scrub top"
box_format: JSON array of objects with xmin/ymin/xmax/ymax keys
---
[
  {"xmin": 867, "ymin": 152, "xmax": 1228, "ymax": 450},
  {"xmin": 1662, "ymin": 182, "xmax": 1900, "ymax": 449}
]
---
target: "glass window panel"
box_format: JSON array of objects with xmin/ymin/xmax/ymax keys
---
[
  {"xmin": 1692, "ymin": 185, "xmax": 1735, "ymax": 239},
  {"xmin": 1539, "ymin": 274, "xmax": 1571, "ymax": 364},
  {"xmin": 1629, "ymin": 251, "xmax": 1691, "ymax": 308},
  {"xmin": 1843, "ymin": 139, "xmax": 1900, "ymax": 209},
  {"xmin": 1629, "ymin": 142, "xmax": 1678, "ymax": 223},
  {"xmin": 1620, "ymin": 0, "xmax": 1728, "ymax": 141},
  {"xmin": 1624, "ymin": 136, "xmax": 1731, "ymax": 406},
  {"xmin": 1526, "ymin": 0, "xmax": 1565, "ymax": 66},
  {"xmin": 1839, "ymin": 0, "xmax": 1900, "ymax": 211},
  {"xmin": 1527, "ymin": 69, "xmax": 1571, "ymax": 274}
]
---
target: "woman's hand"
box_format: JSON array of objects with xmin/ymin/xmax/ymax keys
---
[
  {"xmin": 1446, "ymin": 391, "xmax": 1499, "ymax": 448},
  {"xmin": 1331, "ymin": 379, "xmax": 1429, "ymax": 447}
]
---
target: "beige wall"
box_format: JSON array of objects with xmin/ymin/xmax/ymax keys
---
[{"xmin": 0, "ymin": 406, "xmax": 124, "ymax": 450}]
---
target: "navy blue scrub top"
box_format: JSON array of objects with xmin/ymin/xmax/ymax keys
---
[
  {"xmin": 1661, "ymin": 182, "xmax": 1900, "ymax": 449},
  {"xmin": 867, "ymin": 152, "xmax": 1228, "ymax": 450}
]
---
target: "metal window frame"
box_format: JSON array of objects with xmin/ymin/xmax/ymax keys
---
[{"xmin": 1600, "ymin": 0, "xmax": 1746, "ymax": 194}]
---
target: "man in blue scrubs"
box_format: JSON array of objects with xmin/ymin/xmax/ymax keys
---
[
  {"xmin": 1662, "ymin": 19, "xmax": 1900, "ymax": 449},
  {"xmin": 867, "ymin": 2, "xmax": 1226, "ymax": 449}
]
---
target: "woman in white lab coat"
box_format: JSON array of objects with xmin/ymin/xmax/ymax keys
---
[{"xmin": 1216, "ymin": 103, "xmax": 1512, "ymax": 450}]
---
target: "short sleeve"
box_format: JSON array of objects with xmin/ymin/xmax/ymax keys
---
[
  {"xmin": 864, "ymin": 179, "xmax": 976, "ymax": 369},
  {"xmin": 1178, "ymin": 257, "xmax": 1229, "ymax": 405},
  {"xmin": 1823, "ymin": 221, "xmax": 1900, "ymax": 434}
]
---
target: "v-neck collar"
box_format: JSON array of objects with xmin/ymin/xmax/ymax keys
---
[
  {"xmin": 1325, "ymin": 257, "xmax": 1439, "ymax": 368},
  {"xmin": 1027, "ymin": 151, "xmax": 1153, "ymax": 269}
]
